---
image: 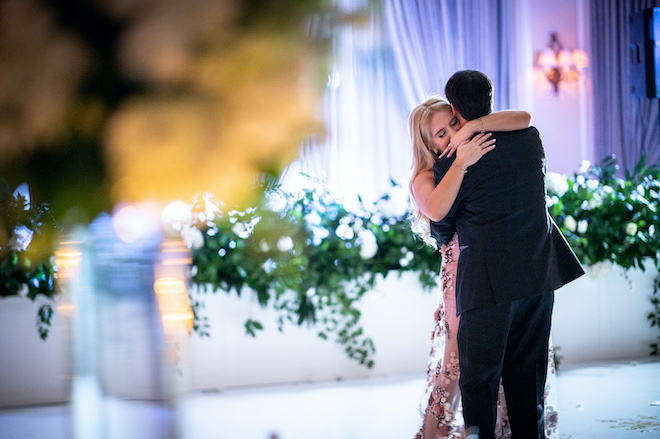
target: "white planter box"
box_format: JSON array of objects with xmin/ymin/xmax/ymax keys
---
[
  {"xmin": 552, "ymin": 259, "xmax": 659, "ymax": 365},
  {"xmin": 181, "ymin": 272, "xmax": 439, "ymax": 391},
  {"xmin": 1, "ymin": 264, "xmax": 658, "ymax": 406},
  {"xmin": 0, "ymin": 297, "xmax": 71, "ymax": 407},
  {"xmin": 182, "ymin": 263, "xmax": 659, "ymax": 389}
]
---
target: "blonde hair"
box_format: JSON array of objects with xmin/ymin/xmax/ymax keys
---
[{"xmin": 407, "ymin": 97, "xmax": 453, "ymax": 248}]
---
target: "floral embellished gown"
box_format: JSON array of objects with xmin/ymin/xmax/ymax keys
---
[{"xmin": 414, "ymin": 235, "xmax": 559, "ymax": 439}]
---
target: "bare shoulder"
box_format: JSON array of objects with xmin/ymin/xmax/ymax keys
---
[
  {"xmin": 413, "ymin": 169, "xmax": 434, "ymax": 185},
  {"xmin": 412, "ymin": 169, "xmax": 435, "ymax": 198}
]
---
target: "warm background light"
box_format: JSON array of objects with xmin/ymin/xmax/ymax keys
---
[
  {"xmin": 0, "ymin": 0, "xmax": 334, "ymax": 225},
  {"xmin": 54, "ymin": 241, "xmax": 82, "ymax": 280},
  {"xmin": 154, "ymin": 240, "xmax": 194, "ymax": 339},
  {"xmin": 534, "ymin": 32, "xmax": 589, "ymax": 94}
]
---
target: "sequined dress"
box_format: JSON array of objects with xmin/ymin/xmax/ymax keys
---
[{"xmin": 414, "ymin": 234, "xmax": 559, "ymax": 439}]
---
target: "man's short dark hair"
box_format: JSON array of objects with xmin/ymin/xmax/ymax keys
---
[{"xmin": 444, "ymin": 70, "xmax": 493, "ymax": 120}]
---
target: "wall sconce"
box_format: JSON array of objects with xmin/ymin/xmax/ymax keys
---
[{"xmin": 535, "ymin": 33, "xmax": 589, "ymax": 94}]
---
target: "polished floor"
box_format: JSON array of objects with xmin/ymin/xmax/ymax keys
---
[{"xmin": 1, "ymin": 358, "xmax": 659, "ymax": 439}]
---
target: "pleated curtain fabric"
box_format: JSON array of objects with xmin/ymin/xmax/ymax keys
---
[
  {"xmin": 591, "ymin": 0, "xmax": 660, "ymax": 172},
  {"xmin": 385, "ymin": 0, "xmax": 515, "ymax": 112},
  {"xmin": 282, "ymin": 0, "xmax": 517, "ymax": 203}
]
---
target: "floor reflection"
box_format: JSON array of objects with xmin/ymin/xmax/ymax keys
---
[{"xmin": 1, "ymin": 359, "xmax": 659, "ymax": 439}]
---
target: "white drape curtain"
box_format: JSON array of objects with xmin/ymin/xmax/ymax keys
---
[
  {"xmin": 282, "ymin": 0, "xmax": 518, "ymax": 204},
  {"xmin": 590, "ymin": 0, "xmax": 660, "ymax": 172},
  {"xmin": 386, "ymin": 0, "xmax": 517, "ymax": 112}
]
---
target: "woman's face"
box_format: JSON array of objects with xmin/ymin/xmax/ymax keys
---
[{"xmin": 428, "ymin": 109, "xmax": 461, "ymax": 153}]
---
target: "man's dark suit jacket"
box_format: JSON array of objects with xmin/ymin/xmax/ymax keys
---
[{"xmin": 431, "ymin": 127, "xmax": 585, "ymax": 316}]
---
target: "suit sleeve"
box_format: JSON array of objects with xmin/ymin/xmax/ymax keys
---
[{"xmin": 430, "ymin": 158, "xmax": 458, "ymax": 246}]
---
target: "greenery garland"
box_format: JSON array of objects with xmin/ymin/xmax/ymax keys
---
[
  {"xmin": 546, "ymin": 155, "xmax": 660, "ymax": 270},
  {"xmin": 186, "ymin": 156, "xmax": 660, "ymax": 367},
  {"xmin": 546, "ymin": 155, "xmax": 660, "ymax": 355},
  {"xmin": 0, "ymin": 181, "xmax": 58, "ymax": 339},
  {"xmin": 187, "ymin": 177, "xmax": 441, "ymax": 368},
  {"xmin": 2, "ymin": 156, "xmax": 659, "ymax": 365}
]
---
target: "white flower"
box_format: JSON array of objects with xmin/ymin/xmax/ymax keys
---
[
  {"xmin": 564, "ymin": 215, "xmax": 577, "ymax": 232},
  {"xmin": 8, "ymin": 226, "xmax": 34, "ymax": 251},
  {"xmin": 266, "ymin": 191, "xmax": 288, "ymax": 212},
  {"xmin": 17, "ymin": 284, "xmax": 29, "ymax": 297},
  {"xmin": 579, "ymin": 160, "xmax": 591, "ymax": 174},
  {"xmin": 626, "ymin": 222, "xmax": 638, "ymax": 236},
  {"xmin": 203, "ymin": 196, "xmax": 222, "ymax": 221},
  {"xmin": 305, "ymin": 211, "xmax": 322, "ymax": 227},
  {"xmin": 260, "ymin": 240, "xmax": 270, "ymax": 252},
  {"xmin": 406, "ymin": 251, "xmax": 414, "ymax": 261},
  {"xmin": 630, "ymin": 191, "xmax": 648, "ymax": 204},
  {"xmin": 311, "ymin": 226, "xmax": 330, "ymax": 245},
  {"xmin": 277, "ymin": 236, "xmax": 294, "ymax": 252},
  {"xmin": 586, "ymin": 179, "xmax": 599, "ymax": 191},
  {"xmin": 335, "ymin": 224, "xmax": 354, "ymax": 240},
  {"xmin": 576, "ymin": 175, "xmax": 585, "ymax": 186},
  {"xmin": 351, "ymin": 217, "xmax": 364, "ymax": 233},
  {"xmin": 587, "ymin": 195, "xmax": 602, "ymax": 210},
  {"xmin": 399, "ymin": 257, "xmax": 410, "ymax": 267},
  {"xmin": 545, "ymin": 172, "xmax": 569, "ymax": 196},
  {"xmin": 263, "ymin": 258, "xmax": 277, "ymax": 273},
  {"xmin": 374, "ymin": 185, "xmax": 409, "ymax": 218},
  {"xmin": 357, "ymin": 229, "xmax": 378, "ymax": 259},
  {"xmin": 161, "ymin": 200, "xmax": 192, "ymax": 233},
  {"xmin": 232, "ymin": 222, "xmax": 249, "ymax": 239},
  {"xmin": 586, "ymin": 260, "xmax": 612, "ymax": 280},
  {"xmin": 577, "ymin": 220, "xmax": 588, "ymax": 234},
  {"xmin": 181, "ymin": 226, "xmax": 204, "ymax": 249}
]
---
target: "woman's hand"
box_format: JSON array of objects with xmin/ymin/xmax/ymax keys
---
[
  {"xmin": 440, "ymin": 119, "xmax": 481, "ymax": 158},
  {"xmin": 413, "ymin": 134, "xmax": 494, "ymax": 223},
  {"xmin": 453, "ymin": 132, "xmax": 496, "ymax": 169}
]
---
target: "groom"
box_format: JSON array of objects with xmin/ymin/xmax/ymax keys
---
[{"xmin": 431, "ymin": 70, "xmax": 584, "ymax": 438}]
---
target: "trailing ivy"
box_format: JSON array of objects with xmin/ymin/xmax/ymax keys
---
[{"xmin": 188, "ymin": 179, "xmax": 441, "ymax": 368}]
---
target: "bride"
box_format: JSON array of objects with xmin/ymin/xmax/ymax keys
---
[{"xmin": 408, "ymin": 97, "xmax": 558, "ymax": 439}]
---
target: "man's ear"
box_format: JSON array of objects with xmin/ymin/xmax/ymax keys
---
[{"xmin": 450, "ymin": 103, "xmax": 468, "ymax": 125}]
